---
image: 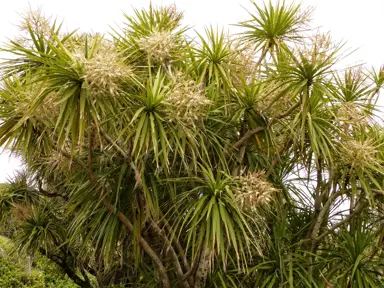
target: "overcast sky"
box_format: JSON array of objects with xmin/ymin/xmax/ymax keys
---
[{"xmin": 0, "ymin": 0, "xmax": 383, "ymax": 182}]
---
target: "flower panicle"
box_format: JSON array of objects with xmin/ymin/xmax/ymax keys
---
[
  {"xmin": 138, "ymin": 31, "xmax": 176, "ymax": 63},
  {"xmin": 340, "ymin": 138, "xmax": 379, "ymax": 170},
  {"xmin": 337, "ymin": 102, "xmax": 368, "ymax": 127},
  {"xmin": 166, "ymin": 72, "xmax": 211, "ymax": 125},
  {"xmin": 234, "ymin": 171, "xmax": 277, "ymax": 209},
  {"xmin": 82, "ymin": 46, "xmax": 133, "ymax": 96}
]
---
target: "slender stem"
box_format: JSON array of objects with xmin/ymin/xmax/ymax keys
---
[
  {"xmin": 193, "ymin": 243, "xmax": 211, "ymax": 288},
  {"xmin": 102, "ymin": 199, "xmax": 171, "ymax": 288},
  {"xmin": 234, "ymin": 127, "xmax": 265, "ymax": 149},
  {"xmin": 315, "ymin": 201, "xmax": 366, "ymax": 242},
  {"xmin": 151, "ymin": 220, "xmax": 192, "ymax": 288},
  {"xmin": 309, "ymin": 188, "xmax": 341, "ymax": 249},
  {"xmin": 160, "ymin": 212, "xmax": 191, "ymax": 273},
  {"xmin": 254, "ymin": 43, "xmax": 269, "ymax": 70}
]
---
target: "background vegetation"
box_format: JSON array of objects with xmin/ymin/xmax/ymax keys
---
[{"xmin": 0, "ymin": 185, "xmax": 77, "ymax": 288}]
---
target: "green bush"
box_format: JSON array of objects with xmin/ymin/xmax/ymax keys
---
[
  {"xmin": 0, "ymin": 256, "xmax": 44, "ymax": 288},
  {"xmin": 33, "ymin": 254, "xmax": 78, "ymax": 288},
  {"xmin": 0, "ymin": 237, "xmax": 77, "ymax": 288},
  {"xmin": 0, "ymin": 257, "xmax": 24, "ymax": 287}
]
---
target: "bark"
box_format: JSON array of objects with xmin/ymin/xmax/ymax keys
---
[
  {"xmin": 100, "ymin": 129, "xmax": 195, "ymax": 287},
  {"xmin": 254, "ymin": 44, "xmax": 269, "ymax": 71},
  {"xmin": 102, "ymin": 199, "xmax": 171, "ymax": 288},
  {"xmin": 150, "ymin": 220, "xmax": 192, "ymax": 288},
  {"xmin": 306, "ymin": 161, "xmax": 323, "ymax": 243},
  {"xmin": 194, "ymin": 245, "xmax": 211, "ymax": 288},
  {"xmin": 99, "ymin": 131, "xmax": 175, "ymax": 287},
  {"xmin": 80, "ymin": 268, "xmax": 92, "ymax": 288},
  {"xmin": 308, "ymin": 168, "xmax": 335, "ymax": 253},
  {"xmin": 62, "ymin": 263, "xmax": 92, "ymax": 288},
  {"xmin": 315, "ymin": 200, "xmax": 367, "ymax": 242},
  {"xmin": 310, "ymin": 191, "xmax": 343, "ymax": 245},
  {"xmin": 234, "ymin": 127, "xmax": 265, "ymax": 149},
  {"xmin": 160, "ymin": 214, "xmax": 191, "ymax": 273}
]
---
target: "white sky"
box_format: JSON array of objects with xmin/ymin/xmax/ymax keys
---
[{"xmin": 0, "ymin": 0, "xmax": 384, "ymax": 182}]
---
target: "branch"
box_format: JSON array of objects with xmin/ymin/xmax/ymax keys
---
[
  {"xmin": 58, "ymin": 147, "xmax": 171, "ymax": 288},
  {"xmin": 39, "ymin": 248, "xmax": 89, "ymax": 288},
  {"xmin": 254, "ymin": 44, "xmax": 269, "ymax": 70},
  {"xmin": 37, "ymin": 187, "xmax": 68, "ymax": 200},
  {"xmin": 270, "ymin": 101, "xmax": 300, "ymax": 124},
  {"xmin": 315, "ymin": 200, "xmax": 367, "ymax": 242},
  {"xmin": 160, "ymin": 213, "xmax": 191, "ymax": 273},
  {"xmin": 37, "ymin": 179, "xmax": 68, "ymax": 200},
  {"xmin": 99, "ymin": 129, "xmax": 190, "ymax": 286},
  {"xmin": 181, "ymin": 260, "xmax": 200, "ymax": 281},
  {"xmin": 310, "ymin": 189, "xmax": 342, "ymax": 245},
  {"xmin": 234, "ymin": 101, "xmax": 300, "ymax": 149},
  {"xmin": 150, "ymin": 220, "xmax": 191, "ymax": 288},
  {"xmin": 100, "ymin": 130, "xmax": 204, "ymax": 287},
  {"xmin": 102, "ymin": 198, "xmax": 171, "ymax": 288},
  {"xmin": 234, "ymin": 127, "xmax": 265, "ymax": 149}
]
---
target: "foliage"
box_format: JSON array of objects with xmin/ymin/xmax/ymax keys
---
[
  {"xmin": 0, "ymin": 236, "xmax": 77, "ymax": 288},
  {"xmin": 0, "ymin": 1, "xmax": 384, "ymax": 288}
]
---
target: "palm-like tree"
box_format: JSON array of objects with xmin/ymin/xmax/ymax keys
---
[{"xmin": 1, "ymin": 2, "xmax": 384, "ymax": 287}]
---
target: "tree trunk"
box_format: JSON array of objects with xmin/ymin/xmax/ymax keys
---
[
  {"xmin": 150, "ymin": 220, "xmax": 191, "ymax": 288},
  {"xmin": 26, "ymin": 252, "xmax": 33, "ymax": 275},
  {"xmin": 193, "ymin": 245, "xmax": 211, "ymax": 288},
  {"xmin": 106, "ymin": 200, "xmax": 171, "ymax": 288}
]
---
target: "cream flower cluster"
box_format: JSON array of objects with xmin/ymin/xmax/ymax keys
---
[
  {"xmin": 19, "ymin": 9, "xmax": 52, "ymax": 38},
  {"xmin": 229, "ymin": 41, "xmax": 257, "ymax": 84},
  {"xmin": 341, "ymin": 138, "xmax": 378, "ymax": 170},
  {"xmin": 234, "ymin": 172, "xmax": 277, "ymax": 209},
  {"xmin": 137, "ymin": 31, "xmax": 176, "ymax": 63},
  {"xmin": 302, "ymin": 33, "xmax": 333, "ymax": 64},
  {"xmin": 337, "ymin": 102, "xmax": 367, "ymax": 127},
  {"xmin": 166, "ymin": 73, "xmax": 211, "ymax": 125},
  {"xmin": 83, "ymin": 48, "xmax": 132, "ymax": 96},
  {"xmin": 17, "ymin": 9, "xmax": 53, "ymax": 47}
]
